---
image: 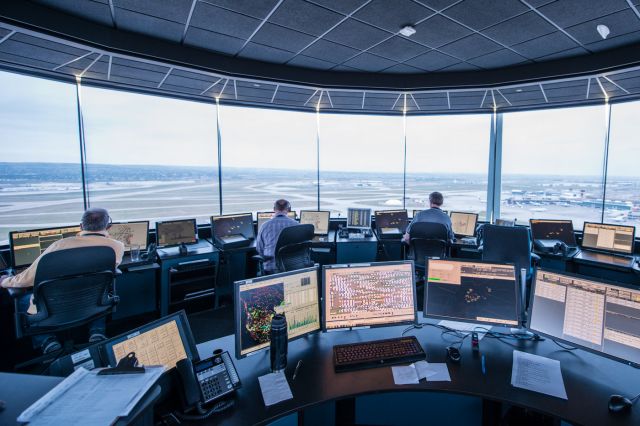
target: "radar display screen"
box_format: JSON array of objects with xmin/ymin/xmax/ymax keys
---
[{"xmin": 156, "ymin": 219, "xmax": 197, "ymax": 247}]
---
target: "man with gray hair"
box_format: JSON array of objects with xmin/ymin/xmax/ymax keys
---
[
  {"xmin": 403, "ymin": 192, "xmax": 454, "ymax": 243},
  {"xmin": 1, "ymin": 208, "xmax": 124, "ymax": 353}
]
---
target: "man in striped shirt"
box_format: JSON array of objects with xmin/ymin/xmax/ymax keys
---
[{"xmin": 256, "ymin": 199, "xmax": 299, "ymax": 274}]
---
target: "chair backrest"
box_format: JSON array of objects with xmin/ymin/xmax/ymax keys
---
[
  {"xmin": 275, "ymin": 224, "xmax": 315, "ymax": 273},
  {"xmin": 481, "ymin": 224, "xmax": 532, "ymax": 277},
  {"xmin": 409, "ymin": 222, "xmax": 450, "ymax": 268},
  {"xmin": 24, "ymin": 246, "xmax": 118, "ymax": 334}
]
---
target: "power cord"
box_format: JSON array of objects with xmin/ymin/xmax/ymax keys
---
[{"xmin": 170, "ymin": 399, "xmax": 235, "ymax": 423}]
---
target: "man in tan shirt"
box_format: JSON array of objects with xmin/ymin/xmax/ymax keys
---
[{"xmin": 1, "ymin": 208, "xmax": 125, "ymax": 353}]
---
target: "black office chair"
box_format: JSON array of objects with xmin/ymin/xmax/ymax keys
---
[
  {"xmin": 407, "ymin": 222, "xmax": 451, "ymax": 279},
  {"xmin": 12, "ymin": 246, "xmax": 119, "ymax": 367},
  {"xmin": 254, "ymin": 224, "xmax": 315, "ymax": 275}
]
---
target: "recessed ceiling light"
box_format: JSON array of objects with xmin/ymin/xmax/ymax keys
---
[
  {"xmin": 253, "ymin": 83, "xmax": 261, "ymax": 87},
  {"xmin": 399, "ymin": 25, "xmax": 416, "ymax": 37},
  {"xmin": 596, "ymin": 24, "xmax": 610, "ymax": 39},
  {"xmin": 516, "ymin": 89, "xmax": 523, "ymax": 92}
]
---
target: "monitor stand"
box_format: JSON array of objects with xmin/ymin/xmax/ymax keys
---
[{"xmin": 179, "ymin": 243, "xmax": 188, "ymax": 256}]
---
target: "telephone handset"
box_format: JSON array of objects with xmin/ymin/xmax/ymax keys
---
[{"xmin": 176, "ymin": 350, "xmax": 240, "ymax": 418}]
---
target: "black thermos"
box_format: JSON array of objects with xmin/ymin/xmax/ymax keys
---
[{"xmin": 270, "ymin": 314, "xmax": 288, "ymax": 372}]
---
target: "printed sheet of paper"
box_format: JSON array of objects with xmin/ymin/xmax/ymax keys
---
[{"xmin": 511, "ymin": 350, "xmax": 567, "ymax": 400}]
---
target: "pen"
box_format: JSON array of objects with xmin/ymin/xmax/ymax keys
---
[
  {"xmin": 292, "ymin": 360, "xmax": 302, "ymax": 380},
  {"xmin": 481, "ymin": 355, "xmax": 486, "ymax": 375}
]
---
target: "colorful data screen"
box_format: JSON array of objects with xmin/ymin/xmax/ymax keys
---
[
  {"xmin": 375, "ymin": 210, "xmax": 409, "ymax": 234},
  {"xmin": 299, "ymin": 210, "xmax": 330, "ymax": 235},
  {"xmin": 347, "ymin": 208, "xmax": 372, "ymax": 229},
  {"xmin": 109, "ymin": 221, "xmax": 149, "ymax": 251},
  {"xmin": 582, "ymin": 222, "xmax": 635, "ymax": 254},
  {"xmin": 10, "ymin": 225, "xmax": 82, "ymax": 268},
  {"xmin": 450, "ymin": 212, "xmax": 478, "ymax": 237},
  {"xmin": 529, "ymin": 219, "xmax": 576, "ymax": 246},
  {"xmin": 156, "ymin": 219, "xmax": 197, "ymax": 247}
]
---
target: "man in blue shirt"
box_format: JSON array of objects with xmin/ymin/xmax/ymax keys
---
[
  {"xmin": 403, "ymin": 192, "xmax": 454, "ymax": 243},
  {"xmin": 256, "ymin": 199, "xmax": 299, "ymax": 273}
]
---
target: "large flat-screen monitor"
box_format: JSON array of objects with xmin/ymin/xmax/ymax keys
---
[
  {"xmin": 299, "ymin": 210, "xmax": 330, "ymax": 235},
  {"xmin": 347, "ymin": 208, "xmax": 371, "ymax": 229},
  {"xmin": 528, "ymin": 269, "xmax": 640, "ymax": 366},
  {"xmin": 256, "ymin": 211, "xmax": 296, "ymax": 232},
  {"xmin": 109, "ymin": 221, "xmax": 149, "ymax": 252},
  {"xmin": 413, "ymin": 209, "xmax": 448, "ymax": 217},
  {"xmin": 155, "ymin": 219, "xmax": 198, "ymax": 247},
  {"xmin": 102, "ymin": 310, "xmax": 198, "ymax": 370},
  {"xmin": 9, "ymin": 225, "xmax": 82, "ymax": 269},
  {"xmin": 450, "ymin": 211, "xmax": 478, "ymax": 237},
  {"xmin": 234, "ymin": 266, "xmax": 320, "ymax": 358},
  {"xmin": 424, "ymin": 258, "xmax": 520, "ymax": 327},
  {"xmin": 374, "ymin": 210, "xmax": 409, "ymax": 234},
  {"xmin": 211, "ymin": 213, "xmax": 255, "ymax": 240},
  {"xmin": 581, "ymin": 222, "xmax": 635, "ymax": 255},
  {"xmin": 322, "ymin": 261, "xmax": 416, "ymax": 331},
  {"xmin": 529, "ymin": 219, "xmax": 576, "ymax": 246}
]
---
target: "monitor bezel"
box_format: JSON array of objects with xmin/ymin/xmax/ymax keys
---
[
  {"xmin": 527, "ymin": 267, "xmax": 640, "ymax": 368},
  {"xmin": 581, "ymin": 221, "xmax": 635, "ymax": 255},
  {"xmin": 346, "ymin": 207, "xmax": 372, "ymax": 229},
  {"xmin": 423, "ymin": 257, "xmax": 521, "ymax": 328},
  {"xmin": 412, "ymin": 209, "xmax": 448, "ymax": 218},
  {"xmin": 374, "ymin": 209, "xmax": 409, "ymax": 234},
  {"xmin": 109, "ymin": 220, "xmax": 150, "ymax": 253},
  {"xmin": 154, "ymin": 218, "xmax": 198, "ymax": 248},
  {"xmin": 449, "ymin": 211, "xmax": 479, "ymax": 237},
  {"xmin": 233, "ymin": 265, "xmax": 321, "ymax": 359},
  {"xmin": 101, "ymin": 310, "xmax": 199, "ymax": 368},
  {"xmin": 321, "ymin": 260, "xmax": 417, "ymax": 332},
  {"xmin": 528, "ymin": 218, "xmax": 577, "ymax": 246},
  {"xmin": 256, "ymin": 211, "xmax": 297, "ymax": 232},
  {"xmin": 210, "ymin": 213, "xmax": 256, "ymax": 241},
  {"xmin": 494, "ymin": 218, "xmax": 515, "ymax": 227},
  {"xmin": 299, "ymin": 210, "xmax": 331, "ymax": 236},
  {"xmin": 9, "ymin": 224, "xmax": 82, "ymax": 269}
]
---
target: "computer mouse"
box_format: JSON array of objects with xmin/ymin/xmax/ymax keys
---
[
  {"xmin": 446, "ymin": 346, "xmax": 461, "ymax": 363},
  {"xmin": 608, "ymin": 394, "xmax": 632, "ymax": 414}
]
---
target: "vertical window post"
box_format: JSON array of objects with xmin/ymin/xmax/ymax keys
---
[
  {"xmin": 316, "ymin": 105, "xmax": 321, "ymax": 211},
  {"xmin": 216, "ymin": 97, "xmax": 223, "ymax": 215},
  {"xmin": 75, "ymin": 76, "xmax": 89, "ymax": 210},
  {"xmin": 601, "ymin": 101, "xmax": 612, "ymax": 223},
  {"xmin": 486, "ymin": 109, "xmax": 503, "ymax": 222},
  {"xmin": 402, "ymin": 94, "xmax": 407, "ymax": 210}
]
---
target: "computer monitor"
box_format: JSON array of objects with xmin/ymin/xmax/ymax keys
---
[
  {"xmin": 528, "ymin": 269, "xmax": 640, "ymax": 366},
  {"xmin": 234, "ymin": 266, "xmax": 320, "ymax": 358},
  {"xmin": 9, "ymin": 225, "xmax": 82, "ymax": 269},
  {"xmin": 347, "ymin": 208, "xmax": 371, "ymax": 229},
  {"xmin": 581, "ymin": 222, "xmax": 635, "ymax": 255},
  {"xmin": 256, "ymin": 211, "xmax": 297, "ymax": 232},
  {"xmin": 374, "ymin": 210, "xmax": 409, "ymax": 234},
  {"xmin": 299, "ymin": 210, "xmax": 330, "ymax": 235},
  {"xmin": 424, "ymin": 259, "xmax": 520, "ymax": 327},
  {"xmin": 529, "ymin": 219, "xmax": 577, "ymax": 246},
  {"xmin": 450, "ymin": 211, "xmax": 478, "ymax": 237},
  {"xmin": 211, "ymin": 213, "xmax": 255, "ymax": 240},
  {"xmin": 413, "ymin": 209, "xmax": 448, "ymax": 217},
  {"xmin": 495, "ymin": 218, "xmax": 515, "ymax": 227},
  {"xmin": 155, "ymin": 219, "xmax": 198, "ymax": 247},
  {"xmin": 108, "ymin": 221, "xmax": 149, "ymax": 252},
  {"xmin": 322, "ymin": 261, "xmax": 416, "ymax": 331},
  {"xmin": 102, "ymin": 310, "xmax": 198, "ymax": 370}
]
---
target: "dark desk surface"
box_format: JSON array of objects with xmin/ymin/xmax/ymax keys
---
[
  {"xmin": 157, "ymin": 240, "xmax": 218, "ymax": 260},
  {"xmin": 197, "ymin": 323, "xmax": 640, "ymax": 426}
]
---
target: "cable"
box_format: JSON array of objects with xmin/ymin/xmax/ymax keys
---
[
  {"xmin": 551, "ymin": 339, "xmax": 578, "ymax": 351},
  {"xmin": 172, "ymin": 399, "xmax": 235, "ymax": 422}
]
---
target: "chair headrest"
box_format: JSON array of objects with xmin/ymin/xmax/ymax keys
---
[
  {"xmin": 276, "ymin": 224, "xmax": 315, "ymax": 246},
  {"xmin": 410, "ymin": 222, "xmax": 448, "ymax": 238},
  {"xmin": 35, "ymin": 246, "xmax": 116, "ymax": 283}
]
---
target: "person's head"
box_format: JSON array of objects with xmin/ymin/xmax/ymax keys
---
[
  {"xmin": 429, "ymin": 192, "xmax": 444, "ymax": 208},
  {"xmin": 81, "ymin": 207, "xmax": 112, "ymax": 232},
  {"xmin": 273, "ymin": 199, "xmax": 291, "ymax": 214}
]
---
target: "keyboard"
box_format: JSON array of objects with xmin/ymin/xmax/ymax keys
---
[
  {"xmin": 348, "ymin": 233, "xmax": 365, "ymax": 239},
  {"xmin": 333, "ymin": 336, "xmax": 426, "ymax": 373}
]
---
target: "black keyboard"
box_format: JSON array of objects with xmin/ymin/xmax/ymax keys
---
[{"xmin": 333, "ymin": 336, "xmax": 426, "ymax": 373}]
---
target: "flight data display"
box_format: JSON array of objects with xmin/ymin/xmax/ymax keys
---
[
  {"xmin": 235, "ymin": 267, "xmax": 320, "ymax": 357},
  {"xmin": 425, "ymin": 259, "xmax": 519, "ymax": 326},
  {"xmin": 10, "ymin": 225, "xmax": 82, "ymax": 268},
  {"xmin": 529, "ymin": 270, "xmax": 640, "ymax": 365},
  {"xmin": 323, "ymin": 261, "xmax": 416, "ymax": 330},
  {"xmin": 529, "ymin": 219, "xmax": 576, "ymax": 246},
  {"xmin": 156, "ymin": 219, "xmax": 197, "ymax": 247},
  {"xmin": 257, "ymin": 211, "xmax": 297, "ymax": 232},
  {"xmin": 212, "ymin": 213, "xmax": 255, "ymax": 240},
  {"xmin": 109, "ymin": 221, "xmax": 149, "ymax": 251},
  {"xmin": 582, "ymin": 222, "xmax": 635, "ymax": 254},
  {"xmin": 299, "ymin": 210, "xmax": 330, "ymax": 235},
  {"xmin": 450, "ymin": 212, "xmax": 478, "ymax": 237},
  {"xmin": 347, "ymin": 208, "xmax": 372, "ymax": 229},
  {"xmin": 375, "ymin": 210, "xmax": 409, "ymax": 234}
]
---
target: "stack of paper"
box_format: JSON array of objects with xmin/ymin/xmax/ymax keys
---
[
  {"xmin": 511, "ymin": 350, "xmax": 567, "ymax": 400},
  {"xmin": 391, "ymin": 361, "xmax": 451, "ymax": 385}
]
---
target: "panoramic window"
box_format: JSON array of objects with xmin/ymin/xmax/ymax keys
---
[
  {"xmin": 319, "ymin": 113, "xmax": 404, "ymax": 217},
  {"xmin": 606, "ymin": 102, "xmax": 640, "ymax": 229},
  {"xmin": 0, "ymin": 71, "xmax": 84, "ymax": 244},
  {"xmin": 501, "ymin": 106, "xmax": 606, "ymax": 229},
  {"xmin": 405, "ymin": 114, "xmax": 491, "ymax": 220},
  {"xmin": 81, "ymin": 87, "xmax": 220, "ymax": 226},
  {"xmin": 219, "ymin": 105, "xmax": 317, "ymax": 216}
]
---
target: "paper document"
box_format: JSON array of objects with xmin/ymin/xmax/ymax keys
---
[
  {"xmin": 391, "ymin": 361, "xmax": 450, "ymax": 384},
  {"xmin": 511, "ymin": 350, "xmax": 567, "ymax": 400},
  {"xmin": 258, "ymin": 371, "xmax": 293, "ymax": 406},
  {"xmin": 18, "ymin": 366, "xmax": 164, "ymax": 425},
  {"xmin": 424, "ymin": 363, "xmax": 451, "ymax": 382},
  {"xmin": 392, "ymin": 365, "xmax": 419, "ymax": 385},
  {"xmin": 414, "ymin": 361, "xmax": 439, "ymax": 380},
  {"xmin": 438, "ymin": 320, "xmax": 487, "ymax": 341}
]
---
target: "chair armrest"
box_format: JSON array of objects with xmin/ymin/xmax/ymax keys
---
[
  {"xmin": 531, "ymin": 253, "xmax": 541, "ymax": 264},
  {"xmin": 115, "ymin": 268, "xmax": 123, "ymax": 276},
  {"xmin": 251, "ymin": 254, "xmax": 265, "ymax": 263},
  {"xmin": 7, "ymin": 287, "xmax": 29, "ymax": 298},
  {"xmin": 476, "ymin": 245, "xmax": 483, "ymax": 253}
]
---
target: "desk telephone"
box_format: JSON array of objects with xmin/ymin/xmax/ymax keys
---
[{"xmin": 175, "ymin": 350, "xmax": 241, "ymax": 419}]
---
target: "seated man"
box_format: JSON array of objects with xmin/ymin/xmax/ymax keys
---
[
  {"xmin": 256, "ymin": 199, "xmax": 299, "ymax": 274},
  {"xmin": 403, "ymin": 191, "xmax": 454, "ymax": 244},
  {"xmin": 0, "ymin": 208, "xmax": 125, "ymax": 353}
]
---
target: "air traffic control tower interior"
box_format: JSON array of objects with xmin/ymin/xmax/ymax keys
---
[{"xmin": 1, "ymin": 1, "xmax": 640, "ymax": 425}]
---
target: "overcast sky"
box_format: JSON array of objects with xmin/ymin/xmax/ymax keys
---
[{"xmin": 0, "ymin": 70, "xmax": 637, "ymax": 177}]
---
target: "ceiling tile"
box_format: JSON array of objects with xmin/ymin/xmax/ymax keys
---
[
  {"xmin": 481, "ymin": 11, "xmax": 555, "ymax": 46},
  {"xmin": 353, "ymin": 0, "xmax": 434, "ymax": 32},
  {"xmin": 196, "ymin": 0, "xmax": 281, "ymax": 19},
  {"xmin": 443, "ymin": 0, "xmax": 528, "ymax": 30},
  {"xmin": 342, "ymin": 52, "xmax": 397, "ymax": 71},
  {"xmin": 439, "ymin": 34, "xmax": 502, "ymax": 60},
  {"xmin": 269, "ymin": 0, "xmax": 344, "ymax": 36},
  {"xmin": 585, "ymin": 31, "xmax": 640, "ymax": 52},
  {"xmin": 190, "ymin": 2, "xmax": 261, "ymax": 39},
  {"xmin": 288, "ymin": 54, "xmax": 336, "ymax": 70},
  {"xmin": 238, "ymin": 42, "xmax": 296, "ymax": 63},
  {"xmin": 307, "ymin": 0, "xmax": 369, "ymax": 14},
  {"xmin": 252, "ymin": 23, "xmax": 316, "ymax": 53},
  {"xmin": 535, "ymin": 46, "xmax": 587, "ymax": 61},
  {"xmin": 385, "ymin": 63, "xmax": 424, "ymax": 73},
  {"xmin": 183, "ymin": 27, "xmax": 245, "ymax": 55},
  {"xmin": 35, "ymin": 0, "xmax": 114, "ymax": 26},
  {"xmin": 565, "ymin": 9, "xmax": 640, "ymax": 45},
  {"xmin": 439, "ymin": 62, "xmax": 482, "ymax": 71},
  {"xmin": 415, "ymin": 0, "xmax": 462, "ymax": 12},
  {"xmin": 467, "ymin": 48, "xmax": 528, "ymax": 68},
  {"xmin": 368, "ymin": 36, "xmax": 429, "ymax": 62},
  {"xmin": 412, "ymin": 15, "xmax": 472, "ymax": 48},
  {"xmin": 405, "ymin": 50, "xmax": 459, "ymax": 71},
  {"xmin": 115, "ymin": 8, "xmax": 184, "ymax": 42},
  {"xmin": 324, "ymin": 18, "xmax": 390, "ymax": 50},
  {"xmin": 511, "ymin": 31, "xmax": 580, "ymax": 59},
  {"xmin": 113, "ymin": 0, "xmax": 193, "ymax": 22},
  {"xmin": 536, "ymin": 0, "xmax": 630, "ymax": 28},
  {"xmin": 301, "ymin": 39, "xmax": 360, "ymax": 63}
]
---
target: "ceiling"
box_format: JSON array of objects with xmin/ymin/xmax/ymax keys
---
[{"xmin": 1, "ymin": 0, "xmax": 640, "ymax": 114}]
